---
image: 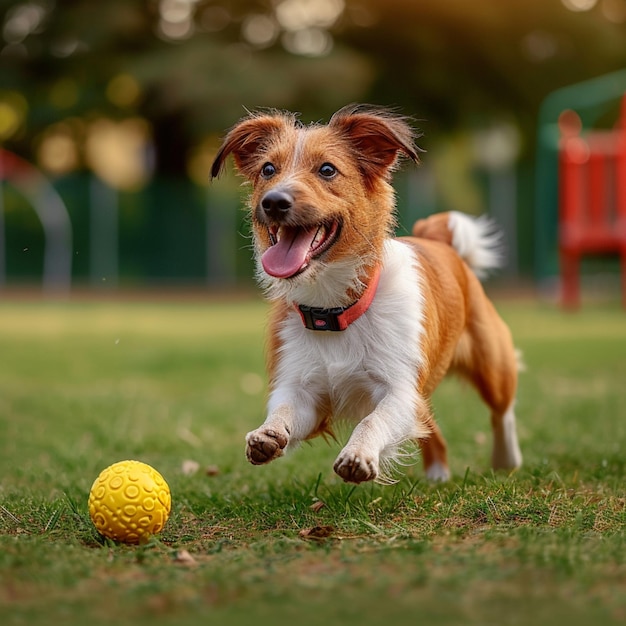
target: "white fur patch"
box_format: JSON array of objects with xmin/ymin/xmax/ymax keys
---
[
  {"xmin": 266, "ymin": 239, "xmax": 430, "ymax": 482},
  {"xmin": 425, "ymin": 461, "xmax": 451, "ymax": 483},
  {"xmin": 491, "ymin": 405, "xmax": 523, "ymax": 470},
  {"xmin": 448, "ymin": 211, "xmax": 504, "ymax": 278},
  {"xmin": 257, "ymin": 254, "xmax": 375, "ymax": 309}
]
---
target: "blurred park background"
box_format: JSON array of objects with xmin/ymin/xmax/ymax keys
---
[{"xmin": 1, "ymin": 0, "xmax": 625, "ymax": 296}]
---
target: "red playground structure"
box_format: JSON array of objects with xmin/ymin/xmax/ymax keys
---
[{"xmin": 558, "ymin": 94, "xmax": 626, "ymax": 308}]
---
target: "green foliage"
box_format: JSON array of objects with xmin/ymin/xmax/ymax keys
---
[
  {"xmin": 0, "ymin": 298, "xmax": 625, "ymax": 625},
  {"xmin": 3, "ymin": 0, "xmax": 626, "ymax": 171}
]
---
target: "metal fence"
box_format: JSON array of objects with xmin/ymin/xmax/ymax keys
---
[{"xmin": 1, "ymin": 154, "xmax": 535, "ymax": 293}]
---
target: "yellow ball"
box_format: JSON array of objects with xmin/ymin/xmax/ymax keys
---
[{"xmin": 88, "ymin": 460, "xmax": 171, "ymax": 544}]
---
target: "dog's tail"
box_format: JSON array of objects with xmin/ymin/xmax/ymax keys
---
[{"xmin": 412, "ymin": 211, "xmax": 503, "ymax": 279}]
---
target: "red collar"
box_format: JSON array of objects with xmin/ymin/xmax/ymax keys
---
[{"xmin": 295, "ymin": 266, "xmax": 381, "ymax": 331}]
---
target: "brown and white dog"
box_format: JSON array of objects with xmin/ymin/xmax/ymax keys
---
[{"xmin": 211, "ymin": 104, "xmax": 522, "ymax": 484}]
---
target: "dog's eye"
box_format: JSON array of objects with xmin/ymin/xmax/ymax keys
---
[
  {"xmin": 319, "ymin": 163, "xmax": 337, "ymax": 179},
  {"xmin": 261, "ymin": 162, "xmax": 276, "ymax": 179}
]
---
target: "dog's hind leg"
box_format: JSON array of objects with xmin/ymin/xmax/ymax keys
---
[
  {"xmin": 418, "ymin": 415, "xmax": 451, "ymax": 482},
  {"xmin": 490, "ymin": 402, "xmax": 522, "ymax": 470},
  {"xmin": 454, "ymin": 297, "xmax": 523, "ymax": 471}
]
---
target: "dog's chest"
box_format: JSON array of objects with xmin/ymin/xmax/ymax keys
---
[
  {"xmin": 271, "ymin": 240, "xmax": 426, "ymax": 419},
  {"xmin": 281, "ymin": 320, "xmax": 389, "ymax": 417}
]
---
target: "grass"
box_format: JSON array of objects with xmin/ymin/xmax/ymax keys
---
[{"xmin": 0, "ymin": 295, "xmax": 625, "ymax": 626}]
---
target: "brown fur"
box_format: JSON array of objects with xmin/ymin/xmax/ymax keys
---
[
  {"xmin": 211, "ymin": 106, "xmax": 420, "ymax": 304},
  {"xmin": 211, "ymin": 105, "xmax": 521, "ymax": 483},
  {"xmin": 399, "ymin": 237, "xmax": 518, "ymax": 474}
]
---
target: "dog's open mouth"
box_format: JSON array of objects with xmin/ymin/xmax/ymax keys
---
[{"xmin": 261, "ymin": 220, "xmax": 341, "ymax": 278}]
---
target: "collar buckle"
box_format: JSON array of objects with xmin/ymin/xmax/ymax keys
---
[
  {"xmin": 297, "ymin": 305, "xmax": 346, "ymax": 331},
  {"xmin": 294, "ymin": 265, "xmax": 381, "ymax": 332}
]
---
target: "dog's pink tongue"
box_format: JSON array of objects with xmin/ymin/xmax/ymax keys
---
[{"xmin": 261, "ymin": 226, "xmax": 317, "ymax": 278}]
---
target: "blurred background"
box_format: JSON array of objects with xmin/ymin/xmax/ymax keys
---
[{"xmin": 0, "ymin": 0, "xmax": 625, "ymax": 296}]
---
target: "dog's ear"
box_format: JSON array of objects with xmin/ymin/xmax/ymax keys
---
[
  {"xmin": 329, "ymin": 105, "xmax": 421, "ymax": 182},
  {"xmin": 211, "ymin": 113, "xmax": 287, "ymax": 180}
]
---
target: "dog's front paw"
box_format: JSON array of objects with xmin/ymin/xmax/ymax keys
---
[
  {"xmin": 246, "ymin": 426, "xmax": 290, "ymax": 465},
  {"xmin": 333, "ymin": 450, "xmax": 379, "ymax": 483}
]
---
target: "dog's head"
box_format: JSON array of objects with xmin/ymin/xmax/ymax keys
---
[{"xmin": 211, "ymin": 105, "xmax": 420, "ymax": 306}]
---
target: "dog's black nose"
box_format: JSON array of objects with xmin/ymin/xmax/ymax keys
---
[{"xmin": 261, "ymin": 189, "xmax": 292, "ymax": 220}]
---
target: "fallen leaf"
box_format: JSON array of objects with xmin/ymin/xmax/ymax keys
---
[
  {"xmin": 173, "ymin": 549, "xmax": 197, "ymax": 566},
  {"xmin": 298, "ymin": 525, "xmax": 335, "ymax": 540},
  {"xmin": 181, "ymin": 460, "xmax": 200, "ymax": 476}
]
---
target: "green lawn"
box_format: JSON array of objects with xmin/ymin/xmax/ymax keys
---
[{"xmin": 0, "ymin": 296, "xmax": 625, "ymax": 626}]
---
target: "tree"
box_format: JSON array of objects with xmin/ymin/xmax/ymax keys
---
[{"xmin": 1, "ymin": 0, "xmax": 625, "ymax": 175}]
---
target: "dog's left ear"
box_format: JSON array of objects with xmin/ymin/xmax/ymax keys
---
[
  {"xmin": 210, "ymin": 112, "xmax": 287, "ymax": 180},
  {"xmin": 329, "ymin": 105, "xmax": 421, "ymax": 181}
]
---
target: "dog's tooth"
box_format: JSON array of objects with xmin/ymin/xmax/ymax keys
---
[{"xmin": 312, "ymin": 225, "xmax": 325, "ymax": 247}]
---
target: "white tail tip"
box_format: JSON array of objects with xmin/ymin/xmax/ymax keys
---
[{"xmin": 448, "ymin": 211, "xmax": 504, "ymax": 278}]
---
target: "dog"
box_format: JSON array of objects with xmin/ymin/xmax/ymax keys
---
[{"xmin": 211, "ymin": 104, "xmax": 522, "ymax": 484}]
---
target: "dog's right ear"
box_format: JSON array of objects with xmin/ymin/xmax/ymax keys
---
[{"xmin": 210, "ymin": 113, "xmax": 286, "ymax": 181}]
